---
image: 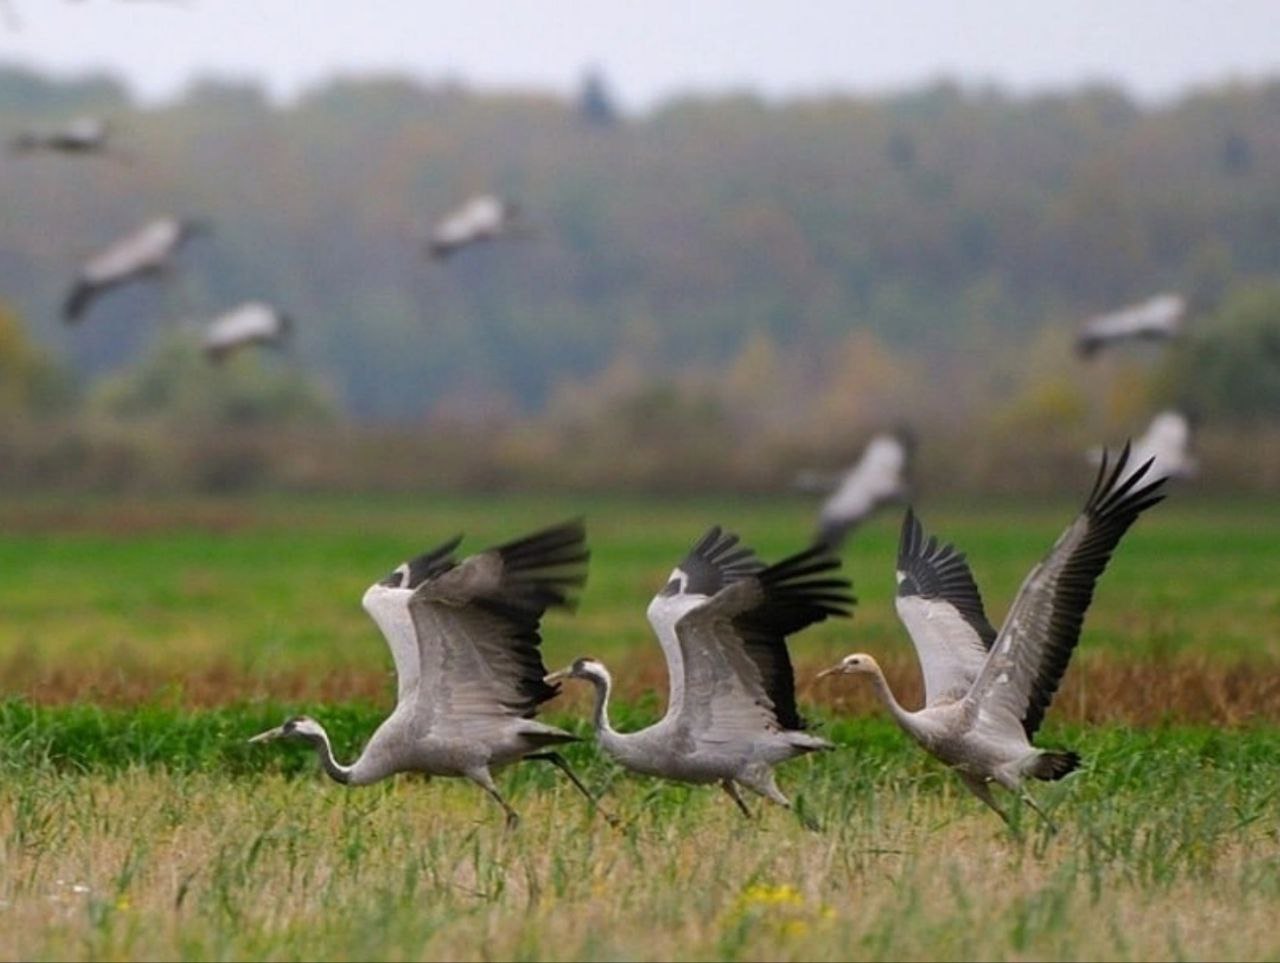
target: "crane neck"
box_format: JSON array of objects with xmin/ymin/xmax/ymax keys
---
[
  {"xmin": 584, "ymin": 668, "xmax": 619, "ymax": 740},
  {"xmin": 302, "ymin": 726, "xmax": 354, "ymax": 785},
  {"xmin": 866, "ymin": 664, "xmax": 919, "ymax": 736}
]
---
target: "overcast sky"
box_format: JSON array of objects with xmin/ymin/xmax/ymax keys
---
[{"xmin": 1, "ymin": 0, "xmax": 1278, "ymax": 110}]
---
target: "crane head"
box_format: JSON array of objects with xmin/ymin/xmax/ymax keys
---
[
  {"xmin": 816, "ymin": 653, "xmax": 878, "ymax": 679},
  {"xmin": 248, "ymin": 715, "xmax": 325, "ymax": 744},
  {"xmin": 545, "ymin": 656, "xmax": 608, "ymax": 686}
]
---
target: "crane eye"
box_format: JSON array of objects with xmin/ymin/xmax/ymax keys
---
[{"xmin": 659, "ymin": 577, "xmax": 681, "ymax": 597}]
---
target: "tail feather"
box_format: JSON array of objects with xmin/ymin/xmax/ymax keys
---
[
  {"xmin": 786, "ymin": 731, "xmax": 835, "ymax": 755},
  {"xmin": 1030, "ymin": 749, "xmax": 1080, "ymax": 781}
]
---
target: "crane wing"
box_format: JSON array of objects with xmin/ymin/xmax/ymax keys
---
[
  {"xmin": 674, "ymin": 543, "xmax": 853, "ymax": 740},
  {"xmin": 894, "ymin": 509, "xmax": 997, "ymax": 706},
  {"xmin": 966, "ymin": 446, "xmax": 1166, "ymax": 739},
  {"xmin": 83, "ymin": 219, "xmax": 180, "ymax": 284},
  {"xmin": 646, "ymin": 526, "xmax": 763, "ymax": 719},
  {"xmin": 408, "ymin": 520, "xmax": 587, "ymax": 735},
  {"xmin": 817, "ymin": 434, "xmax": 909, "ymax": 546},
  {"xmin": 1076, "ymin": 294, "xmax": 1184, "ymax": 356},
  {"xmin": 361, "ymin": 535, "xmax": 462, "ymax": 703}
]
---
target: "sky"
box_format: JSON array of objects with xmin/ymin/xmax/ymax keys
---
[{"xmin": 0, "ymin": 0, "xmax": 1278, "ymax": 110}]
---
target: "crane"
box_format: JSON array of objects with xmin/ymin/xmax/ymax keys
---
[
  {"xmin": 64, "ymin": 216, "xmax": 209, "ymax": 323},
  {"xmin": 807, "ymin": 430, "xmax": 914, "ymax": 549},
  {"xmin": 547, "ymin": 529, "xmax": 852, "ymax": 826},
  {"xmin": 1076, "ymin": 293, "xmax": 1185, "ymax": 358},
  {"xmin": 249, "ymin": 520, "xmax": 600, "ymax": 828},
  {"xmin": 10, "ymin": 116, "xmax": 111, "ymax": 156},
  {"xmin": 426, "ymin": 194, "xmax": 522, "ymax": 260},
  {"xmin": 819, "ymin": 446, "xmax": 1167, "ymax": 828},
  {"xmin": 1090, "ymin": 410, "xmax": 1197, "ymax": 481},
  {"xmin": 201, "ymin": 301, "xmax": 292, "ymax": 363}
]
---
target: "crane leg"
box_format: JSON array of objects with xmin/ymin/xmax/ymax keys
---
[
  {"xmin": 524, "ymin": 752, "xmax": 619, "ymax": 826},
  {"xmin": 467, "ymin": 767, "xmax": 519, "ymax": 830},
  {"xmin": 738, "ymin": 769, "xmax": 791, "ymax": 809},
  {"xmin": 720, "ymin": 780, "xmax": 753, "ymax": 820},
  {"xmin": 958, "ymin": 773, "xmax": 1010, "ymax": 824},
  {"xmin": 738, "ymin": 769, "xmax": 820, "ymax": 831},
  {"xmin": 1019, "ymin": 791, "xmax": 1059, "ymax": 835}
]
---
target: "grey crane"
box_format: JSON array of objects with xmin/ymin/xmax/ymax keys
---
[
  {"xmin": 10, "ymin": 116, "xmax": 111, "ymax": 156},
  {"xmin": 64, "ymin": 216, "xmax": 209, "ymax": 323},
  {"xmin": 249, "ymin": 520, "xmax": 600, "ymax": 829},
  {"xmin": 819, "ymin": 446, "xmax": 1167, "ymax": 827},
  {"xmin": 547, "ymin": 530, "xmax": 853, "ymax": 824},
  {"xmin": 201, "ymin": 301, "xmax": 292, "ymax": 363},
  {"xmin": 1076, "ymin": 293, "xmax": 1185, "ymax": 358},
  {"xmin": 807, "ymin": 430, "xmax": 914, "ymax": 549},
  {"xmin": 1089, "ymin": 410, "xmax": 1197, "ymax": 481},
  {"xmin": 426, "ymin": 194, "xmax": 522, "ymax": 260}
]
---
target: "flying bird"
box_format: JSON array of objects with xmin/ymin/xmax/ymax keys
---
[
  {"xmin": 1090, "ymin": 410, "xmax": 1197, "ymax": 481},
  {"xmin": 1076, "ymin": 293, "xmax": 1185, "ymax": 358},
  {"xmin": 819, "ymin": 446, "xmax": 1167, "ymax": 828},
  {"xmin": 426, "ymin": 194, "xmax": 522, "ymax": 260},
  {"xmin": 547, "ymin": 529, "xmax": 853, "ymax": 825},
  {"xmin": 10, "ymin": 116, "xmax": 111, "ymax": 156},
  {"xmin": 63, "ymin": 216, "xmax": 209, "ymax": 324},
  {"xmin": 201, "ymin": 301, "xmax": 292, "ymax": 363},
  {"xmin": 249, "ymin": 520, "xmax": 600, "ymax": 829},
  {"xmin": 809, "ymin": 431, "xmax": 914, "ymax": 549}
]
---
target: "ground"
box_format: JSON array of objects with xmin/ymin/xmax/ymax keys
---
[{"xmin": 1, "ymin": 492, "xmax": 1278, "ymax": 960}]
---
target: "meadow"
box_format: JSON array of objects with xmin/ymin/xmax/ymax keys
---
[{"xmin": 1, "ymin": 491, "xmax": 1279, "ymax": 960}]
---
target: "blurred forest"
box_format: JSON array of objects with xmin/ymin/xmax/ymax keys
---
[{"xmin": 1, "ymin": 65, "xmax": 1278, "ymax": 493}]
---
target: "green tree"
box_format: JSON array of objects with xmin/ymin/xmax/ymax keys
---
[
  {"xmin": 1161, "ymin": 282, "xmax": 1280, "ymax": 424},
  {"xmin": 89, "ymin": 332, "xmax": 336, "ymax": 428},
  {"xmin": 0, "ymin": 299, "xmax": 73, "ymax": 415}
]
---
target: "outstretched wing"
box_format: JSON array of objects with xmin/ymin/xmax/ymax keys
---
[
  {"xmin": 967, "ymin": 446, "xmax": 1167, "ymax": 739},
  {"xmin": 66, "ymin": 219, "xmax": 181, "ymax": 322},
  {"xmin": 894, "ymin": 509, "xmax": 997, "ymax": 706},
  {"xmin": 674, "ymin": 542, "xmax": 853, "ymax": 740},
  {"xmin": 817, "ymin": 434, "xmax": 910, "ymax": 546},
  {"xmin": 361, "ymin": 535, "xmax": 462, "ymax": 702},
  {"xmin": 409, "ymin": 520, "xmax": 588, "ymax": 735}
]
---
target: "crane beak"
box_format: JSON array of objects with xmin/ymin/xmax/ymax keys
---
[
  {"xmin": 815, "ymin": 666, "xmax": 841, "ymax": 680},
  {"xmin": 248, "ymin": 725, "xmax": 285, "ymax": 744},
  {"xmin": 544, "ymin": 668, "xmax": 569, "ymax": 685}
]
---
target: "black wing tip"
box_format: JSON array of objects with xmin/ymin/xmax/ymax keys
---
[
  {"xmin": 1030, "ymin": 750, "xmax": 1080, "ymax": 781},
  {"xmin": 896, "ymin": 506, "xmax": 923, "ymax": 569},
  {"xmin": 402, "ymin": 533, "xmax": 464, "ymax": 589},
  {"xmin": 63, "ymin": 282, "xmax": 92, "ymax": 323},
  {"xmin": 756, "ymin": 541, "xmax": 857, "ymax": 623},
  {"xmin": 1076, "ymin": 335, "xmax": 1101, "ymax": 358},
  {"xmin": 487, "ymin": 518, "xmax": 590, "ymax": 612},
  {"xmin": 1087, "ymin": 442, "xmax": 1171, "ymax": 523},
  {"xmin": 679, "ymin": 524, "xmax": 764, "ymax": 594},
  {"xmin": 894, "ymin": 506, "xmax": 997, "ymax": 646},
  {"xmin": 493, "ymin": 517, "xmax": 588, "ymax": 563},
  {"xmin": 814, "ymin": 520, "xmax": 849, "ymax": 552}
]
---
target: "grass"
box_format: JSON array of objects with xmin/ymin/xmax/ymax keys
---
[
  {"xmin": 1, "ymin": 491, "xmax": 1279, "ymax": 959},
  {"xmin": 2, "ymin": 492, "xmax": 1279, "ymax": 702},
  {"xmin": 1, "ymin": 703, "xmax": 1279, "ymax": 960}
]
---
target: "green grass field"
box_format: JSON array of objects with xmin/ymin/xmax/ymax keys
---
[{"xmin": 2, "ymin": 492, "xmax": 1279, "ymax": 960}]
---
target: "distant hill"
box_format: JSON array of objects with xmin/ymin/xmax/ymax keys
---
[{"xmin": 1, "ymin": 65, "xmax": 1277, "ymax": 419}]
